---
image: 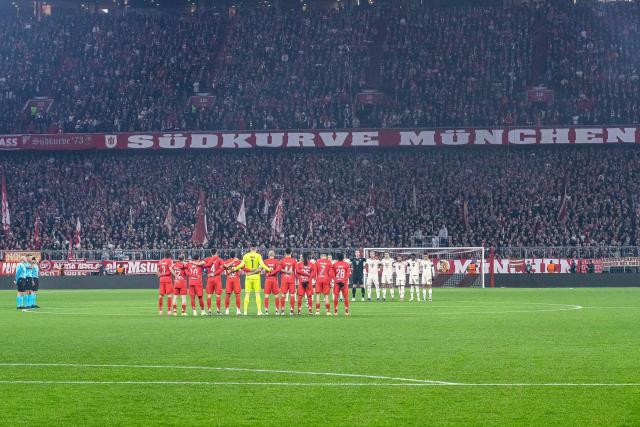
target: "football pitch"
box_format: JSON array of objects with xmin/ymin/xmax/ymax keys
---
[{"xmin": 1, "ymin": 287, "xmax": 639, "ymax": 426}]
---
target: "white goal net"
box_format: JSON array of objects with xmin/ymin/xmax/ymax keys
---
[{"xmin": 363, "ymin": 247, "xmax": 485, "ymax": 288}]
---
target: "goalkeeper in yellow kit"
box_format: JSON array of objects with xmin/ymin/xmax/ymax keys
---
[{"xmin": 232, "ymin": 244, "xmax": 272, "ymax": 315}]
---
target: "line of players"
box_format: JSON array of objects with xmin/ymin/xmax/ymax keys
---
[
  {"xmin": 354, "ymin": 250, "xmax": 435, "ymax": 303},
  {"xmin": 156, "ymin": 248, "xmax": 352, "ymax": 316}
]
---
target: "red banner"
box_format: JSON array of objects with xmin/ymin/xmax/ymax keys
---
[{"xmin": 1, "ymin": 127, "xmax": 640, "ymax": 151}]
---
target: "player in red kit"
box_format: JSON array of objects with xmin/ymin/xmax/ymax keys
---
[
  {"xmin": 203, "ymin": 249, "xmax": 224, "ymax": 315},
  {"xmin": 263, "ymin": 250, "xmax": 281, "ymax": 315},
  {"xmin": 278, "ymin": 248, "xmax": 297, "ymax": 316},
  {"xmin": 157, "ymin": 251, "xmax": 174, "ymax": 316},
  {"xmin": 224, "ymin": 251, "xmax": 243, "ymax": 316},
  {"xmin": 332, "ymin": 253, "xmax": 351, "ymax": 316},
  {"xmin": 186, "ymin": 254, "xmax": 206, "ymax": 316},
  {"xmin": 314, "ymin": 253, "xmax": 333, "ymax": 316},
  {"xmin": 171, "ymin": 254, "xmax": 188, "ymax": 316},
  {"xmin": 296, "ymin": 254, "xmax": 315, "ymax": 315}
]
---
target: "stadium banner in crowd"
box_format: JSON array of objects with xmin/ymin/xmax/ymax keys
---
[
  {"xmin": 0, "ymin": 258, "xmax": 604, "ymax": 277},
  {"xmin": 2, "ymin": 251, "xmax": 41, "ymax": 262},
  {"xmin": 2, "ymin": 127, "xmax": 640, "ymax": 150}
]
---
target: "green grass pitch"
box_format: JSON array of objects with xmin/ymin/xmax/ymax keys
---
[{"xmin": 1, "ymin": 287, "xmax": 639, "ymax": 426}]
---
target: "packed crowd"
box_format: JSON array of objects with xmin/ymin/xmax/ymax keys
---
[
  {"xmin": 1, "ymin": 146, "xmax": 639, "ymax": 251},
  {"xmin": 1, "ymin": 1, "xmax": 640, "ymax": 134}
]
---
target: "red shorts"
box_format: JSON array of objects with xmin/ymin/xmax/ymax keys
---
[
  {"xmin": 206, "ymin": 276, "xmax": 222, "ymax": 295},
  {"xmin": 173, "ymin": 281, "xmax": 187, "ymax": 295},
  {"xmin": 297, "ymin": 281, "xmax": 314, "ymax": 297},
  {"xmin": 280, "ymin": 275, "xmax": 295, "ymax": 294},
  {"xmin": 159, "ymin": 276, "xmax": 173, "ymax": 295},
  {"xmin": 315, "ymin": 278, "xmax": 330, "ymax": 295},
  {"xmin": 265, "ymin": 277, "xmax": 279, "ymax": 295},
  {"xmin": 333, "ymin": 282, "xmax": 349, "ymax": 298},
  {"xmin": 189, "ymin": 281, "xmax": 203, "ymax": 297},
  {"xmin": 225, "ymin": 276, "xmax": 241, "ymax": 294}
]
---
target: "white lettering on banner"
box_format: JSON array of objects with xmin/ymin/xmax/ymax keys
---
[
  {"xmin": 286, "ymin": 133, "xmax": 316, "ymax": 147},
  {"xmin": 158, "ymin": 134, "xmax": 187, "ymax": 149},
  {"xmin": 474, "ymin": 129, "xmax": 504, "ymax": 145},
  {"xmin": 606, "ymin": 128, "xmax": 635, "ymax": 143},
  {"xmin": 539, "ymin": 128, "xmax": 570, "ymax": 144},
  {"xmin": 351, "ymin": 132, "xmax": 379, "ymax": 146},
  {"xmin": 0, "ymin": 137, "xmax": 18, "ymax": 148},
  {"xmin": 319, "ymin": 132, "xmax": 349, "ymax": 147},
  {"xmin": 127, "ymin": 135, "xmax": 154, "ymax": 149},
  {"xmin": 255, "ymin": 133, "xmax": 285, "ymax": 148},
  {"xmin": 494, "ymin": 259, "xmax": 510, "ymax": 274},
  {"xmin": 221, "ymin": 134, "xmax": 252, "ymax": 149},
  {"xmin": 508, "ymin": 129, "xmax": 537, "ymax": 145},
  {"xmin": 190, "ymin": 134, "xmax": 219, "ymax": 149},
  {"xmin": 440, "ymin": 130, "xmax": 470, "ymax": 145},
  {"xmin": 399, "ymin": 131, "xmax": 437, "ymax": 146},
  {"xmin": 575, "ymin": 128, "xmax": 604, "ymax": 144},
  {"xmin": 126, "ymin": 261, "xmax": 157, "ymax": 274}
]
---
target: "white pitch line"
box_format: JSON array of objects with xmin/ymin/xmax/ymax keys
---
[
  {"xmin": 0, "ymin": 380, "xmax": 637, "ymax": 387},
  {"xmin": 0, "ymin": 363, "xmax": 455, "ymax": 385}
]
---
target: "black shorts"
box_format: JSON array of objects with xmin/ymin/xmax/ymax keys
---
[
  {"xmin": 17, "ymin": 278, "xmax": 28, "ymax": 292},
  {"xmin": 351, "ymin": 274, "xmax": 364, "ymax": 285},
  {"xmin": 31, "ymin": 278, "xmax": 39, "ymax": 291}
]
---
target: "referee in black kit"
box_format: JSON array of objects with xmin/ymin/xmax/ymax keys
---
[{"xmin": 350, "ymin": 249, "xmax": 366, "ymax": 302}]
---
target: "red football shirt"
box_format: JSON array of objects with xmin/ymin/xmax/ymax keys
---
[
  {"xmin": 203, "ymin": 255, "xmax": 224, "ymax": 277},
  {"xmin": 185, "ymin": 262, "xmax": 203, "ymax": 282},
  {"xmin": 264, "ymin": 258, "xmax": 280, "ymax": 277},
  {"xmin": 173, "ymin": 261, "xmax": 187, "ymax": 283},
  {"xmin": 279, "ymin": 256, "xmax": 297, "ymax": 277},
  {"xmin": 296, "ymin": 261, "xmax": 315, "ymax": 283},
  {"xmin": 332, "ymin": 261, "xmax": 351, "ymax": 284},
  {"xmin": 157, "ymin": 258, "xmax": 173, "ymax": 277},
  {"xmin": 225, "ymin": 258, "xmax": 242, "ymax": 277},
  {"xmin": 315, "ymin": 258, "xmax": 333, "ymax": 280}
]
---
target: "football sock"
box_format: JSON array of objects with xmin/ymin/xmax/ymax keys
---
[
  {"xmin": 428, "ymin": 288, "xmax": 432, "ymax": 300},
  {"xmin": 307, "ymin": 296, "xmax": 312, "ymax": 311},
  {"xmin": 297, "ymin": 296, "xmax": 302, "ymax": 311},
  {"xmin": 382, "ymin": 288, "xmax": 387, "ymax": 299},
  {"xmin": 158, "ymin": 296, "xmax": 163, "ymax": 311},
  {"xmin": 244, "ymin": 294, "xmax": 250, "ymax": 313},
  {"xmin": 334, "ymin": 295, "xmax": 339, "ymax": 312},
  {"xmin": 390, "ymin": 288, "xmax": 395, "ymax": 298},
  {"xmin": 410, "ymin": 286, "xmax": 415, "ymax": 299},
  {"xmin": 181, "ymin": 302, "xmax": 186, "ymax": 313},
  {"xmin": 325, "ymin": 302, "xmax": 330, "ymax": 312},
  {"xmin": 366, "ymin": 285, "xmax": 372, "ymax": 299},
  {"xmin": 361, "ymin": 287, "xmax": 365, "ymax": 297},
  {"xmin": 289, "ymin": 295, "xmax": 295, "ymax": 310},
  {"xmin": 198, "ymin": 296, "xmax": 204, "ymax": 310},
  {"xmin": 167, "ymin": 296, "xmax": 172, "ymax": 312},
  {"xmin": 235, "ymin": 294, "xmax": 241, "ymax": 309},
  {"xmin": 255, "ymin": 293, "xmax": 262, "ymax": 312},
  {"xmin": 344, "ymin": 295, "xmax": 350, "ymax": 312},
  {"xmin": 16, "ymin": 295, "xmax": 22, "ymax": 308},
  {"xmin": 316, "ymin": 302, "xmax": 320, "ymax": 311},
  {"xmin": 422, "ymin": 289, "xmax": 427, "ymax": 300},
  {"xmin": 224, "ymin": 294, "xmax": 231, "ymax": 309},
  {"xmin": 190, "ymin": 295, "xmax": 196, "ymax": 309},
  {"xmin": 351, "ymin": 287, "xmax": 356, "ymax": 298},
  {"xmin": 265, "ymin": 296, "xmax": 270, "ymax": 311},
  {"xmin": 207, "ymin": 296, "xmax": 212, "ymax": 310},
  {"xmin": 216, "ymin": 296, "xmax": 221, "ymax": 311}
]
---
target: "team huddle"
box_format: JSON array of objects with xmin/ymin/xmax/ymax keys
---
[
  {"xmin": 156, "ymin": 246, "xmax": 352, "ymax": 317},
  {"xmin": 156, "ymin": 248, "xmax": 436, "ymax": 317}
]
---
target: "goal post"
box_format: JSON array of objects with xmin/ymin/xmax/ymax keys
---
[{"xmin": 363, "ymin": 247, "xmax": 485, "ymax": 288}]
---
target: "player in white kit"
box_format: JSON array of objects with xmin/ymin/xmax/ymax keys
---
[
  {"xmin": 394, "ymin": 256, "xmax": 407, "ymax": 301},
  {"xmin": 420, "ymin": 254, "xmax": 435, "ymax": 302},
  {"xmin": 407, "ymin": 254, "xmax": 421, "ymax": 301},
  {"xmin": 365, "ymin": 252, "xmax": 381, "ymax": 302},
  {"xmin": 380, "ymin": 252, "xmax": 395, "ymax": 301}
]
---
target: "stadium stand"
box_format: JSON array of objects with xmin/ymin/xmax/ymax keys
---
[
  {"xmin": 1, "ymin": 1, "xmax": 639, "ymax": 133},
  {"xmin": 1, "ymin": 146, "xmax": 638, "ymax": 250}
]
